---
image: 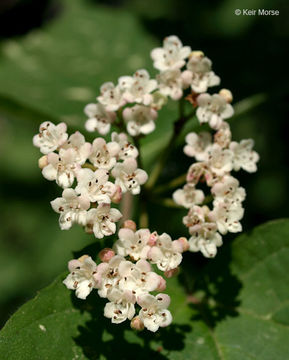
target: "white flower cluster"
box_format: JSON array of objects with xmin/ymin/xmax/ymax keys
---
[
  {"xmin": 84, "ymin": 35, "xmax": 221, "ymax": 137},
  {"xmin": 173, "ymin": 116, "xmax": 259, "ymax": 258},
  {"xmin": 33, "ymin": 35, "xmax": 260, "ymax": 334},
  {"xmin": 33, "ymin": 122, "xmax": 148, "ymax": 238},
  {"xmin": 63, "ymin": 222, "xmax": 188, "ymax": 332}
]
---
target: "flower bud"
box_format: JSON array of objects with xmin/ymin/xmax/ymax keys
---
[
  {"xmin": 156, "ymin": 276, "xmax": 166, "ymax": 291},
  {"xmin": 164, "ymin": 267, "xmax": 179, "ymax": 278},
  {"xmin": 98, "ymin": 248, "xmax": 115, "ymax": 262},
  {"xmin": 111, "ymin": 185, "xmax": 122, "ymax": 204},
  {"xmin": 177, "ymin": 237, "xmax": 189, "ymax": 252},
  {"xmin": 38, "ymin": 155, "xmax": 48, "ymax": 169},
  {"xmin": 122, "ymin": 220, "xmax": 136, "ymax": 232},
  {"xmin": 147, "ymin": 231, "xmax": 158, "ymax": 246},
  {"xmin": 130, "ymin": 316, "xmax": 144, "ymax": 331},
  {"xmin": 189, "ymin": 50, "xmax": 204, "ymax": 59},
  {"xmin": 219, "ymin": 88, "xmax": 233, "ymax": 103}
]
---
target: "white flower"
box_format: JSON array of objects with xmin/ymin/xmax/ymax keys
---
[
  {"xmin": 186, "ymin": 162, "xmax": 208, "ymax": 185},
  {"xmin": 61, "ymin": 131, "xmax": 91, "ymax": 165},
  {"xmin": 94, "ymin": 255, "xmax": 124, "ymax": 298},
  {"xmin": 184, "ymin": 131, "xmax": 212, "ymax": 161},
  {"xmin": 84, "ymin": 103, "xmax": 116, "ymax": 135},
  {"xmin": 209, "ymin": 202, "xmax": 244, "ymax": 235},
  {"xmin": 189, "ymin": 230, "xmax": 222, "ymax": 258},
  {"xmin": 183, "ymin": 205, "xmax": 208, "ymax": 232},
  {"xmin": 148, "ymin": 233, "xmax": 183, "ymax": 272},
  {"xmin": 138, "ymin": 293, "xmax": 172, "ymax": 332},
  {"xmin": 211, "ymin": 175, "xmax": 246, "ymax": 207},
  {"xmin": 196, "ymin": 93, "xmax": 234, "ymax": 130},
  {"xmin": 157, "ymin": 69, "xmax": 191, "ymax": 100},
  {"xmin": 151, "ymin": 35, "xmax": 191, "ymax": 71},
  {"xmin": 114, "ymin": 228, "xmax": 151, "ymax": 260},
  {"xmin": 118, "ymin": 259, "xmax": 162, "ymax": 297},
  {"xmin": 104, "ymin": 288, "xmax": 136, "ymax": 324},
  {"xmin": 63, "ymin": 255, "xmax": 98, "ymax": 300},
  {"xmin": 33, "ymin": 121, "xmax": 68, "ymax": 154},
  {"xmin": 97, "ymin": 82, "xmax": 125, "ymax": 111},
  {"xmin": 111, "ymin": 158, "xmax": 148, "ymax": 195},
  {"xmin": 214, "ymin": 121, "xmax": 232, "ymax": 148},
  {"xmin": 42, "ymin": 149, "xmax": 80, "ymax": 188},
  {"xmin": 111, "ymin": 132, "xmax": 138, "ymax": 160},
  {"xmin": 173, "ymin": 184, "xmax": 205, "ymax": 209},
  {"xmin": 187, "ymin": 54, "xmax": 220, "ymax": 93},
  {"xmin": 229, "ymin": 139, "xmax": 259, "ymax": 173},
  {"xmin": 89, "ymin": 138, "xmax": 120, "ymax": 170},
  {"xmin": 119, "ymin": 69, "xmax": 157, "ymax": 105},
  {"xmin": 207, "ymin": 144, "xmax": 233, "ymax": 176},
  {"xmin": 51, "ymin": 188, "xmax": 90, "ymax": 230},
  {"xmin": 123, "ymin": 105, "xmax": 157, "ymax": 137},
  {"xmin": 75, "ymin": 168, "xmax": 116, "ymax": 203},
  {"xmin": 85, "ymin": 203, "xmax": 122, "ymax": 239}
]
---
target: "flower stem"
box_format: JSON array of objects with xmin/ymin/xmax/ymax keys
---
[
  {"xmin": 145, "ymin": 99, "xmax": 194, "ymax": 190},
  {"xmin": 153, "ymin": 173, "xmax": 187, "ymax": 194}
]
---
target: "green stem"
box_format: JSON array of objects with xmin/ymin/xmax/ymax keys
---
[
  {"xmin": 139, "ymin": 200, "xmax": 149, "ymax": 228},
  {"xmin": 153, "ymin": 173, "xmax": 187, "ymax": 195},
  {"xmin": 145, "ymin": 100, "xmax": 195, "ymax": 190}
]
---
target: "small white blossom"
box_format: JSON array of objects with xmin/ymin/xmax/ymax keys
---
[
  {"xmin": 85, "ymin": 203, "xmax": 122, "ymax": 239},
  {"xmin": 63, "ymin": 255, "xmax": 98, "ymax": 300},
  {"xmin": 196, "ymin": 93, "xmax": 234, "ymax": 130},
  {"xmin": 33, "ymin": 121, "xmax": 68, "ymax": 155},
  {"xmin": 209, "ymin": 202, "xmax": 244, "ymax": 235},
  {"xmin": 183, "ymin": 205, "xmax": 208, "ymax": 232},
  {"xmin": 111, "ymin": 132, "xmax": 138, "ymax": 160},
  {"xmin": 214, "ymin": 121, "xmax": 232, "ymax": 148},
  {"xmin": 104, "ymin": 288, "xmax": 136, "ymax": 324},
  {"xmin": 111, "ymin": 158, "xmax": 148, "ymax": 195},
  {"xmin": 184, "ymin": 131, "xmax": 212, "ymax": 161},
  {"xmin": 97, "ymin": 82, "xmax": 126, "ymax": 111},
  {"xmin": 42, "ymin": 149, "xmax": 80, "ymax": 188},
  {"xmin": 186, "ymin": 162, "xmax": 208, "ymax": 185},
  {"xmin": 211, "ymin": 175, "xmax": 246, "ymax": 207},
  {"xmin": 89, "ymin": 138, "xmax": 120, "ymax": 170},
  {"xmin": 75, "ymin": 168, "xmax": 116, "ymax": 203},
  {"xmin": 51, "ymin": 188, "xmax": 90, "ymax": 230},
  {"xmin": 173, "ymin": 184, "xmax": 205, "ymax": 209},
  {"xmin": 151, "ymin": 35, "xmax": 191, "ymax": 71},
  {"xmin": 123, "ymin": 105, "xmax": 157, "ymax": 136},
  {"xmin": 114, "ymin": 228, "xmax": 151, "ymax": 260},
  {"xmin": 61, "ymin": 131, "xmax": 91, "ymax": 165},
  {"xmin": 119, "ymin": 69, "xmax": 157, "ymax": 105},
  {"xmin": 207, "ymin": 144, "xmax": 233, "ymax": 176},
  {"xmin": 229, "ymin": 139, "xmax": 259, "ymax": 173},
  {"xmin": 118, "ymin": 259, "xmax": 162, "ymax": 296},
  {"xmin": 94, "ymin": 255, "xmax": 124, "ymax": 298},
  {"xmin": 138, "ymin": 293, "xmax": 172, "ymax": 332},
  {"xmin": 84, "ymin": 103, "xmax": 116, "ymax": 135},
  {"xmin": 157, "ymin": 69, "xmax": 191, "ymax": 100},
  {"xmin": 187, "ymin": 54, "xmax": 220, "ymax": 93},
  {"xmin": 148, "ymin": 233, "xmax": 183, "ymax": 272},
  {"xmin": 189, "ymin": 230, "xmax": 222, "ymax": 258}
]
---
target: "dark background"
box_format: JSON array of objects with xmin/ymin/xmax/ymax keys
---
[{"xmin": 0, "ymin": 0, "xmax": 288, "ymax": 328}]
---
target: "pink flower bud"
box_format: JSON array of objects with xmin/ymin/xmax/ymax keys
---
[
  {"xmin": 98, "ymin": 248, "xmax": 115, "ymax": 262},
  {"xmin": 177, "ymin": 237, "xmax": 189, "ymax": 252},
  {"xmin": 156, "ymin": 276, "xmax": 166, "ymax": 291},
  {"xmin": 122, "ymin": 220, "xmax": 137, "ymax": 232},
  {"xmin": 164, "ymin": 267, "xmax": 179, "ymax": 278},
  {"xmin": 130, "ymin": 316, "xmax": 144, "ymax": 331},
  {"xmin": 111, "ymin": 185, "xmax": 122, "ymax": 204},
  {"xmin": 147, "ymin": 231, "xmax": 158, "ymax": 246},
  {"xmin": 38, "ymin": 155, "xmax": 48, "ymax": 169}
]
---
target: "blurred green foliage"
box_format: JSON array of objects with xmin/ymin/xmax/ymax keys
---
[{"xmin": 0, "ymin": 0, "xmax": 288, "ymax": 332}]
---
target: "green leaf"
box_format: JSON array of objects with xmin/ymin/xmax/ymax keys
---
[{"xmin": 1, "ymin": 219, "xmax": 289, "ymax": 359}]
